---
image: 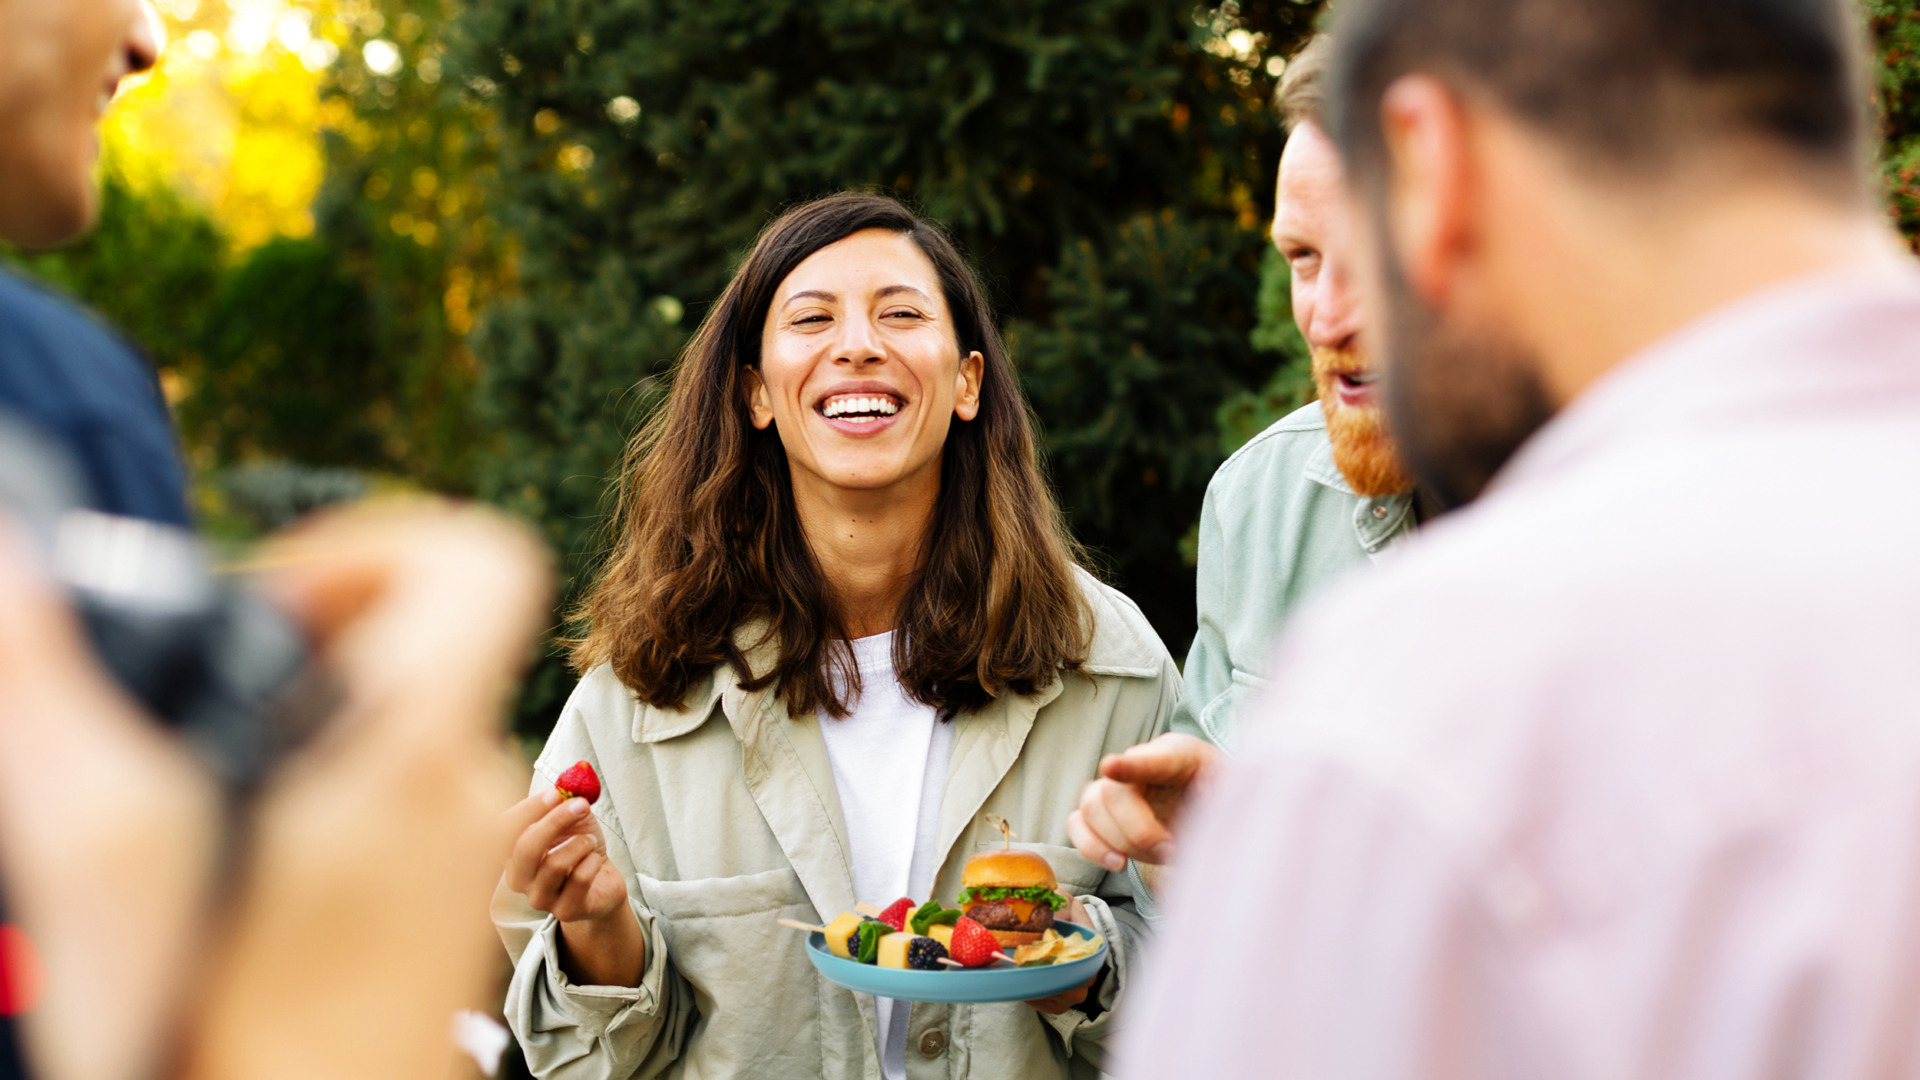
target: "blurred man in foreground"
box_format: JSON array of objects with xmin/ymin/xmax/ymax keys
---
[
  {"xmin": 0, "ymin": 4, "xmax": 552, "ymax": 1080},
  {"xmin": 1122, "ymin": 0, "xmax": 1920, "ymax": 1075},
  {"xmin": 1069, "ymin": 38, "xmax": 1419, "ymax": 898}
]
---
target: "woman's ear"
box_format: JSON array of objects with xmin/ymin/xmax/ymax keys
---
[
  {"xmin": 954, "ymin": 351, "xmax": 984, "ymax": 422},
  {"xmin": 744, "ymin": 367, "xmax": 775, "ymax": 430}
]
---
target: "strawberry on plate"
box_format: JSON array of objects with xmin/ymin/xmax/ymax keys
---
[
  {"xmin": 948, "ymin": 916, "xmax": 1003, "ymax": 969},
  {"xmin": 876, "ymin": 898, "xmax": 914, "ymax": 932},
  {"xmin": 555, "ymin": 760, "xmax": 602, "ymax": 805}
]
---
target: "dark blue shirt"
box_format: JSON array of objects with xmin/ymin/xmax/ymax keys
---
[
  {"xmin": 0, "ymin": 267, "xmax": 190, "ymax": 524},
  {"xmin": 0, "ymin": 266, "xmax": 192, "ymax": 1080}
]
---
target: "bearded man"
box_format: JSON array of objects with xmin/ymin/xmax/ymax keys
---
[
  {"xmin": 1121, "ymin": 0, "xmax": 1920, "ymax": 1075},
  {"xmin": 1068, "ymin": 36, "xmax": 1421, "ymax": 892}
]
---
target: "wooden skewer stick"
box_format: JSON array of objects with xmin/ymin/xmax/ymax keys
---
[
  {"xmin": 777, "ymin": 918, "xmax": 828, "ymax": 933},
  {"xmin": 936, "ymin": 955, "xmax": 1018, "ymax": 968},
  {"xmin": 854, "ymin": 902, "xmax": 883, "ymax": 917}
]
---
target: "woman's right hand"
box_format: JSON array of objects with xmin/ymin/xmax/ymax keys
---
[
  {"xmin": 504, "ymin": 788, "xmax": 647, "ymax": 985},
  {"xmin": 505, "ymin": 789, "xmax": 628, "ymax": 922}
]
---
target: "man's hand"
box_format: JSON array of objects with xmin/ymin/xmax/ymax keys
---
[
  {"xmin": 1067, "ymin": 733, "xmax": 1224, "ymax": 872},
  {"xmin": 1025, "ymin": 896, "xmax": 1098, "ymax": 1015}
]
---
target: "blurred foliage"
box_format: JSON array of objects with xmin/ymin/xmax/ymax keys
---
[
  {"xmin": 453, "ymin": 0, "xmax": 1329, "ymax": 730},
  {"xmin": 1873, "ymin": 0, "xmax": 1920, "ymax": 250},
  {"xmin": 180, "ymin": 236, "xmax": 387, "ymax": 464},
  {"xmin": 307, "ymin": 0, "xmax": 505, "ymax": 491}
]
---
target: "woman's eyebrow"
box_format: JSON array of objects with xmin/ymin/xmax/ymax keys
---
[
  {"xmin": 784, "ymin": 289, "xmax": 838, "ymax": 305},
  {"xmin": 876, "ymin": 284, "xmax": 933, "ymax": 302}
]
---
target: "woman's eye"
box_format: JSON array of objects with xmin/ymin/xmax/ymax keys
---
[
  {"xmin": 793, "ymin": 314, "xmax": 831, "ymax": 326},
  {"xmin": 883, "ymin": 309, "xmax": 925, "ymax": 321}
]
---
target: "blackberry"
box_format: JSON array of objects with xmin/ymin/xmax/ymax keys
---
[{"xmin": 906, "ymin": 937, "xmax": 949, "ymax": 971}]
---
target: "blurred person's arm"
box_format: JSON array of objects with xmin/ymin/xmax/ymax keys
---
[
  {"xmin": 0, "ymin": 524, "xmax": 224, "ymax": 1080},
  {"xmin": 0, "ymin": 505, "xmax": 551, "ymax": 1080},
  {"xmin": 179, "ymin": 505, "xmax": 550, "ymax": 1080}
]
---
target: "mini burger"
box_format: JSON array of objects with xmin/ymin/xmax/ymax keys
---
[{"xmin": 957, "ymin": 849, "xmax": 1068, "ymax": 946}]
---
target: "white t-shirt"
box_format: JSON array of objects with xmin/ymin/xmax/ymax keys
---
[{"xmin": 817, "ymin": 631, "xmax": 954, "ymax": 1080}]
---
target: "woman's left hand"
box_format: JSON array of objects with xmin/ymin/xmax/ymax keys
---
[{"xmin": 1024, "ymin": 896, "xmax": 1104, "ymax": 1015}]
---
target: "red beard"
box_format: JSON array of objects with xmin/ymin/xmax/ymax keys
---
[{"xmin": 1312, "ymin": 345, "xmax": 1414, "ymax": 499}]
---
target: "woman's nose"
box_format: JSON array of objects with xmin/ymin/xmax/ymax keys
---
[{"xmin": 833, "ymin": 316, "xmax": 884, "ymax": 364}]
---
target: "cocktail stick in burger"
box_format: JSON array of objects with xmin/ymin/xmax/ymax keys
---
[{"xmin": 956, "ymin": 849, "xmax": 1069, "ymax": 946}]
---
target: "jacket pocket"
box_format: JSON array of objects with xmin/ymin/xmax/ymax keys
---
[{"xmin": 632, "ymin": 867, "xmax": 826, "ymax": 1076}]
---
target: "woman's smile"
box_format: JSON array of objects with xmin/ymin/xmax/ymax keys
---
[{"xmin": 815, "ymin": 382, "xmax": 909, "ymax": 436}]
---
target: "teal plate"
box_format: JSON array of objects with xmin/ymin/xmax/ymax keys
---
[{"xmin": 805, "ymin": 920, "xmax": 1108, "ymax": 1004}]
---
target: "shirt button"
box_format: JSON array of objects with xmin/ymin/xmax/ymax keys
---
[
  {"xmin": 1367, "ymin": 544, "xmax": 1380, "ymax": 554},
  {"xmin": 919, "ymin": 1030, "xmax": 947, "ymax": 1057},
  {"xmin": 1372, "ymin": 505, "xmax": 1389, "ymax": 519}
]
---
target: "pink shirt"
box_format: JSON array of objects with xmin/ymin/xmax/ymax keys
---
[{"xmin": 1118, "ymin": 265, "xmax": 1920, "ymax": 1080}]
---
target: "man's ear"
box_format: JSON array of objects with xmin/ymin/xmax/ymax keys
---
[
  {"xmin": 954, "ymin": 351, "xmax": 984, "ymax": 421},
  {"xmin": 743, "ymin": 368, "xmax": 775, "ymax": 430},
  {"xmin": 1379, "ymin": 75, "xmax": 1472, "ymax": 308}
]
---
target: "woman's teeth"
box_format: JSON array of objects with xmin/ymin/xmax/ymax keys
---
[{"xmin": 821, "ymin": 395, "xmax": 901, "ymax": 420}]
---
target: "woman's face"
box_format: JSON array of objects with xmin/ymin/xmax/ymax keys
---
[{"xmin": 750, "ymin": 228, "xmax": 984, "ymax": 497}]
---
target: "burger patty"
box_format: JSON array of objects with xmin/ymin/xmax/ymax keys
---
[{"xmin": 964, "ymin": 901, "xmax": 1055, "ymax": 934}]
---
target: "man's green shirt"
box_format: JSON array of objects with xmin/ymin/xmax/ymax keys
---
[
  {"xmin": 1133, "ymin": 402, "xmax": 1415, "ymax": 919},
  {"xmin": 1173, "ymin": 401, "xmax": 1417, "ymax": 751}
]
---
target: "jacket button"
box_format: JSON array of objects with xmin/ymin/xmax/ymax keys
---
[
  {"xmin": 919, "ymin": 1030, "xmax": 947, "ymax": 1057},
  {"xmin": 1372, "ymin": 505, "xmax": 1389, "ymax": 519}
]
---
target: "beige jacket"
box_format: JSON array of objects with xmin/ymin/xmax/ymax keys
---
[{"xmin": 494, "ymin": 572, "xmax": 1178, "ymax": 1080}]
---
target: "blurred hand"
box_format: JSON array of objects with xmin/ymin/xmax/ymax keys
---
[
  {"xmin": 1067, "ymin": 733, "xmax": 1223, "ymax": 872},
  {"xmin": 182, "ymin": 503, "xmax": 551, "ymax": 1080},
  {"xmin": 1025, "ymin": 896, "xmax": 1098, "ymax": 1015},
  {"xmin": 0, "ymin": 521, "xmax": 223, "ymax": 1080}
]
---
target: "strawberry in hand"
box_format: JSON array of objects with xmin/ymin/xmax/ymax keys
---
[
  {"xmin": 555, "ymin": 760, "xmax": 601, "ymax": 805},
  {"xmin": 948, "ymin": 916, "xmax": 1003, "ymax": 969},
  {"xmin": 876, "ymin": 898, "xmax": 914, "ymax": 932}
]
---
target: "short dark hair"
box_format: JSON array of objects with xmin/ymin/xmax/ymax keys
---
[
  {"xmin": 1275, "ymin": 35, "xmax": 1335, "ymax": 133},
  {"xmin": 1327, "ymin": 0, "xmax": 1872, "ymax": 193}
]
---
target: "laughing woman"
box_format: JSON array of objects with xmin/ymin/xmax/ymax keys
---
[{"xmin": 494, "ymin": 193, "xmax": 1177, "ymax": 1080}]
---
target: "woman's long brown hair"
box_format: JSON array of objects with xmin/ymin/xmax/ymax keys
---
[{"xmin": 571, "ymin": 192, "xmax": 1091, "ymax": 721}]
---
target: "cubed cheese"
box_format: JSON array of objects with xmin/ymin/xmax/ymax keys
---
[
  {"xmin": 876, "ymin": 932, "xmax": 918, "ymax": 969},
  {"xmin": 823, "ymin": 912, "xmax": 863, "ymax": 959}
]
